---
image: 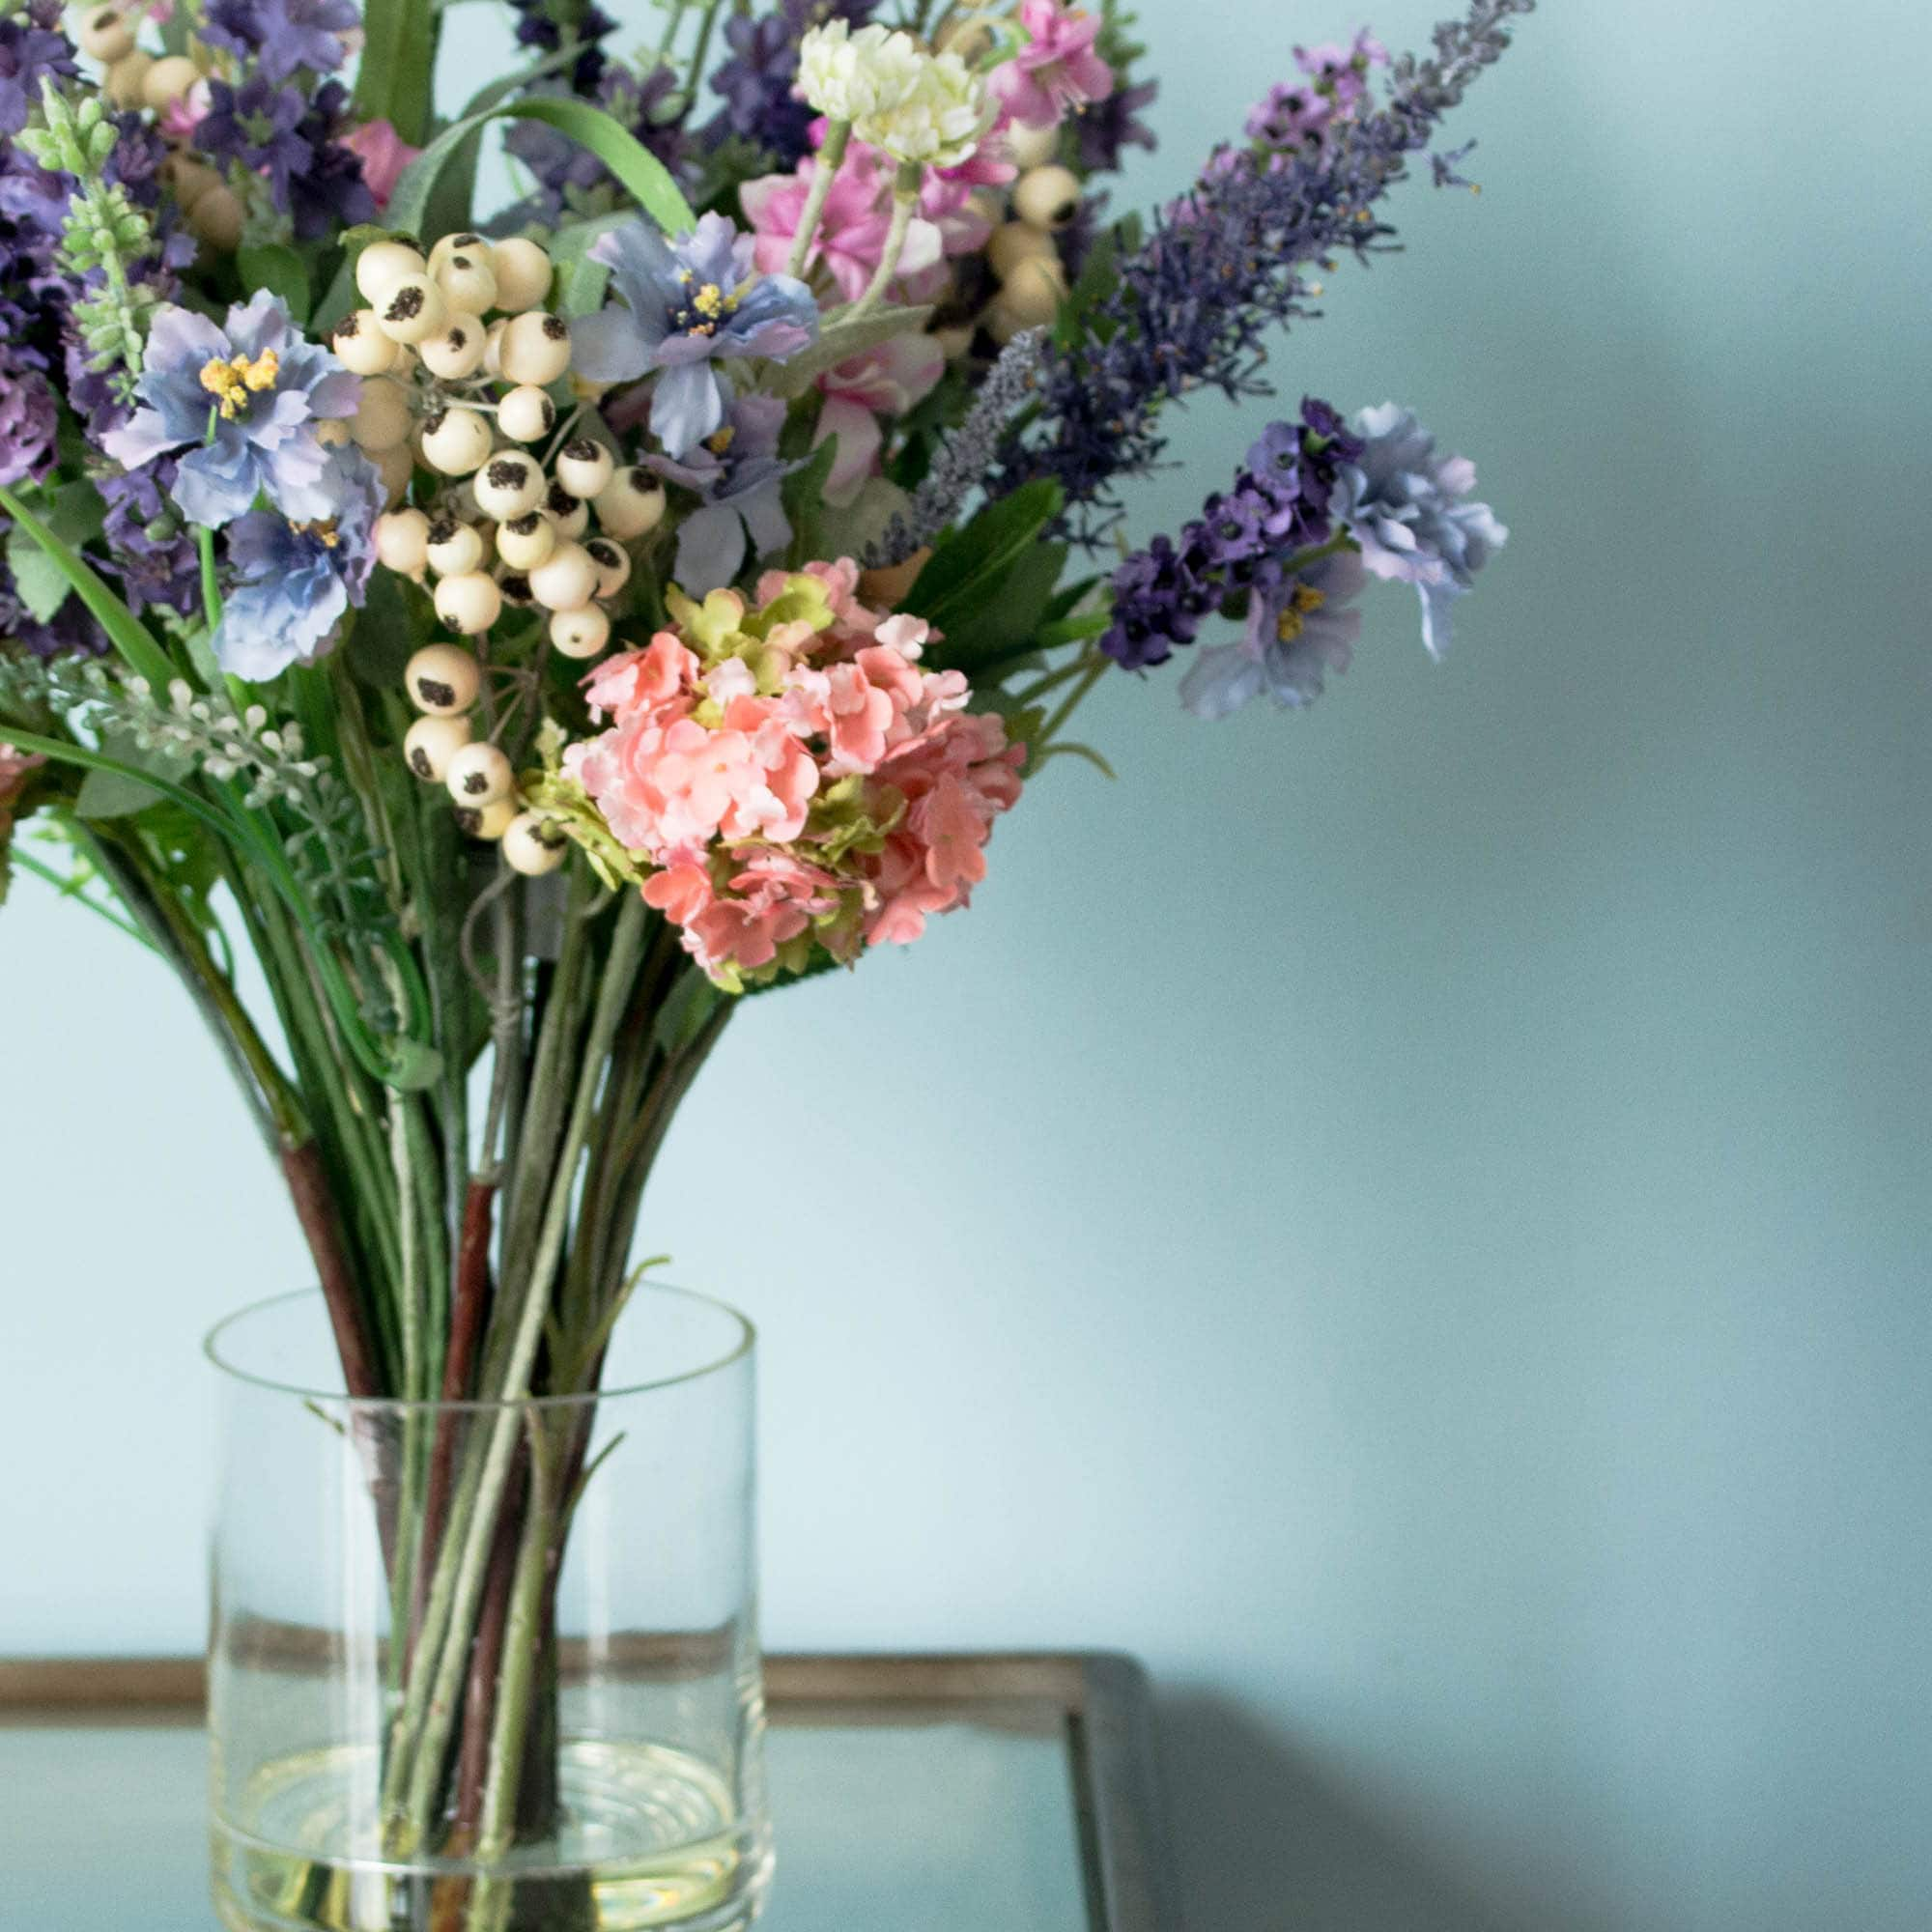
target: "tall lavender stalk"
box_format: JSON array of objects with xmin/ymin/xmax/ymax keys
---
[{"xmin": 992, "ymin": 0, "xmax": 1534, "ymax": 545}]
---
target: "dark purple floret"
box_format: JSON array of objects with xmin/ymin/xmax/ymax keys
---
[
  {"xmin": 287, "ymin": 84, "xmax": 376, "ymax": 240},
  {"xmin": 1098, "ymin": 400, "xmax": 1362, "ymax": 668},
  {"xmin": 705, "ymin": 0, "xmax": 877, "ymax": 165},
  {"xmin": 0, "ymin": 4, "xmax": 77, "ymax": 140},
  {"xmin": 99, "ymin": 457, "xmax": 202, "ymax": 618},
  {"xmin": 196, "ymin": 77, "xmax": 312, "ymax": 207},
  {"xmin": 1074, "ymin": 75, "xmax": 1158, "ymax": 175},
  {"xmin": 506, "ymin": 0, "xmax": 618, "ymax": 92}
]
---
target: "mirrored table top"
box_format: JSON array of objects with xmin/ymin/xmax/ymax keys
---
[{"xmin": 0, "ymin": 1655, "xmax": 1176, "ymax": 1932}]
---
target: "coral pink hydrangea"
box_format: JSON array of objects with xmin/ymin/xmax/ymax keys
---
[{"xmin": 563, "ymin": 566, "xmax": 1024, "ymax": 988}]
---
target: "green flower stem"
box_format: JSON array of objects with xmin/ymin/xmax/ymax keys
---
[
  {"xmin": 384, "ymin": 893, "xmax": 650, "ymax": 1854},
  {"xmin": 784, "ymin": 119, "xmax": 851, "ymax": 278},
  {"xmin": 853, "ymin": 162, "xmax": 924, "ymax": 315},
  {"xmin": 685, "ymin": 0, "xmax": 725, "ymax": 99},
  {"xmin": 1036, "ymin": 652, "xmax": 1108, "ymax": 748},
  {"xmin": 13, "ymin": 848, "xmax": 156, "ymax": 950},
  {"xmin": 468, "ymin": 1424, "xmax": 561, "ymax": 1929}
]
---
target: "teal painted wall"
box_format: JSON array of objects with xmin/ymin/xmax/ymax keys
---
[{"xmin": 4, "ymin": 2, "xmax": 1929, "ymax": 1925}]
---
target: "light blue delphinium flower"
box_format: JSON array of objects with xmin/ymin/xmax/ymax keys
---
[
  {"xmin": 1331, "ymin": 402, "xmax": 1507, "ymax": 657},
  {"xmin": 213, "ymin": 444, "xmax": 384, "ymax": 681},
  {"xmin": 1179, "ymin": 548, "xmax": 1367, "ymax": 719},
  {"xmin": 100, "ymin": 291, "xmax": 361, "ymax": 529},
  {"xmin": 572, "ymin": 212, "xmax": 818, "ymax": 458},
  {"xmin": 644, "ymin": 391, "xmax": 797, "ymax": 594}
]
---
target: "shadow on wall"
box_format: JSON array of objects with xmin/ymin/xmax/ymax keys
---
[{"xmin": 1157, "ymin": 1693, "xmax": 1524, "ymax": 1932}]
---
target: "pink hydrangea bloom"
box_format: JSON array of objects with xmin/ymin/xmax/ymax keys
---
[
  {"xmin": 813, "ymin": 333, "xmax": 945, "ymax": 504},
  {"xmin": 340, "ymin": 119, "xmax": 421, "ymax": 209},
  {"xmin": 990, "ymin": 0, "xmax": 1114, "ymax": 130},
  {"xmin": 566, "ymin": 571, "xmax": 1024, "ymax": 987}
]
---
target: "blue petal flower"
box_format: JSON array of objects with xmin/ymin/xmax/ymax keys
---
[
  {"xmin": 100, "ymin": 293, "xmax": 359, "ymax": 531},
  {"xmin": 580, "ymin": 213, "xmax": 818, "ymax": 458},
  {"xmin": 644, "ymin": 392, "xmax": 797, "ymax": 594},
  {"xmin": 1332, "ymin": 403, "xmax": 1507, "ymax": 657},
  {"xmin": 213, "ymin": 445, "xmax": 384, "ymax": 680}
]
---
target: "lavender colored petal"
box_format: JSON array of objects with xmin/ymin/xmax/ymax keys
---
[
  {"xmin": 569, "ymin": 307, "xmax": 655, "ymax": 384},
  {"xmin": 672, "ymin": 501, "xmax": 747, "ymax": 595},
  {"xmin": 650, "ymin": 359, "xmax": 727, "ymax": 458}
]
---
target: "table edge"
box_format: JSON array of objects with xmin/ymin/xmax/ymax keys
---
[{"xmin": 0, "ymin": 1652, "xmax": 1181, "ymax": 1932}]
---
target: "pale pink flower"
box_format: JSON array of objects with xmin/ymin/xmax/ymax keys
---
[
  {"xmin": 158, "ymin": 77, "xmax": 212, "ymax": 142},
  {"xmin": 812, "ymin": 332, "xmax": 945, "ymax": 503},
  {"xmin": 686, "ymin": 848, "xmax": 841, "ymax": 974},
  {"xmin": 582, "ymin": 634, "xmax": 697, "ymax": 721},
  {"xmin": 341, "ymin": 119, "xmax": 421, "ymax": 209},
  {"xmin": 741, "ymin": 150, "xmax": 941, "ymax": 304},
  {"xmin": 990, "ymin": 0, "xmax": 1113, "ymax": 129}
]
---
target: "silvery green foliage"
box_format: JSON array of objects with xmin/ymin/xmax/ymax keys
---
[
  {"xmin": 0, "ymin": 650, "xmax": 398, "ymax": 959},
  {"xmin": 18, "ymin": 79, "xmax": 166, "ymax": 399},
  {"xmin": 864, "ymin": 328, "xmax": 1046, "ymax": 568}
]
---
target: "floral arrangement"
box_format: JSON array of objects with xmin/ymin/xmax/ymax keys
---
[{"xmin": 0, "ymin": 0, "xmax": 1527, "ymax": 1895}]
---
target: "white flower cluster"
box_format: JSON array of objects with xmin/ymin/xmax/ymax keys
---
[{"xmin": 796, "ymin": 21, "xmax": 995, "ymax": 169}]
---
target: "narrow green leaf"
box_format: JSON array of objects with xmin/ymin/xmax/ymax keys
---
[
  {"xmin": 386, "ymin": 98, "xmax": 697, "ymax": 251},
  {"xmin": 238, "ymin": 243, "xmax": 310, "ymax": 325},
  {"xmin": 904, "ymin": 478, "xmax": 1064, "ymax": 628},
  {"xmin": 353, "ymin": 0, "xmax": 438, "ymax": 147},
  {"xmin": 0, "ymin": 484, "xmax": 178, "ymax": 689}
]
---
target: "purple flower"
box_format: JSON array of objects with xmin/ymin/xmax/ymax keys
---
[
  {"xmin": 99, "ymin": 458, "xmax": 201, "ymax": 617},
  {"xmin": 1293, "ymin": 28, "xmax": 1389, "ymax": 108},
  {"xmin": 0, "ymin": 352, "xmax": 56, "ymax": 485},
  {"xmin": 0, "ymin": 4, "xmax": 76, "ymax": 138},
  {"xmin": 506, "ymin": 0, "xmax": 617, "ymax": 92},
  {"xmin": 1074, "ymin": 75, "xmax": 1157, "ymax": 173},
  {"xmin": 195, "ymin": 78, "xmax": 311, "ymax": 208},
  {"xmin": 1245, "ymin": 81, "xmax": 1331, "ymax": 153},
  {"xmin": 285, "ymin": 84, "xmax": 376, "ymax": 240},
  {"xmin": 213, "ymin": 444, "xmax": 384, "ymax": 680},
  {"xmin": 100, "ymin": 292, "xmax": 361, "ymax": 528},
  {"xmin": 993, "ymin": 0, "xmax": 1534, "ymax": 543},
  {"xmin": 1331, "ymin": 402, "xmax": 1505, "ymax": 655},
  {"xmin": 573, "ymin": 213, "xmax": 817, "ymax": 457},
  {"xmin": 707, "ymin": 0, "xmax": 877, "ymax": 163},
  {"xmin": 200, "ymin": 0, "xmax": 357, "ymax": 82},
  {"xmin": 1097, "ymin": 533, "xmax": 1210, "ymax": 669},
  {"xmin": 1179, "ymin": 548, "xmax": 1367, "ymax": 718},
  {"xmin": 644, "ymin": 391, "xmax": 796, "ymax": 594}
]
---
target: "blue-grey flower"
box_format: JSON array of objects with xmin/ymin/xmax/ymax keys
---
[
  {"xmin": 100, "ymin": 293, "xmax": 361, "ymax": 529},
  {"xmin": 644, "ymin": 392, "xmax": 796, "ymax": 594},
  {"xmin": 213, "ymin": 444, "xmax": 384, "ymax": 681},
  {"xmin": 1179, "ymin": 548, "xmax": 1367, "ymax": 720},
  {"xmin": 572, "ymin": 212, "xmax": 818, "ymax": 458},
  {"xmin": 1331, "ymin": 402, "xmax": 1506, "ymax": 657}
]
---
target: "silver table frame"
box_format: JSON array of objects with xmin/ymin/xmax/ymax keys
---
[{"xmin": 0, "ymin": 1653, "xmax": 1180, "ymax": 1932}]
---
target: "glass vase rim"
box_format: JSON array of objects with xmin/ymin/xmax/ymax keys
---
[{"xmin": 203, "ymin": 1282, "xmax": 755, "ymax": 1412}]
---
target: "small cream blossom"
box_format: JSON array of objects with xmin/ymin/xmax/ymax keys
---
[
  {"xmin": 856, "ymin": 49, "xmax": 995, "ymax": 169},
  {"xmin": 796, "ymin": 21, "xmax": 927, "ymax": 124}
]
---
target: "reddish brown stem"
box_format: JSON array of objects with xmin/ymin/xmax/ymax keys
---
[
  {"xmin": 412, "ymin": 1179, "xmax": 497, "ymax": 1655},
  {"xmin": 279, "ymin": 1138, "xmax": 381, "ymax": 1399},
  {"xmin": 454, "ymin": 1452, "xmax": 526, "ymax": 1836}
]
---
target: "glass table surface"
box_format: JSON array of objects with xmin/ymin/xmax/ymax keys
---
[{"xmin": 0, "ymin": 1656, "xmax": 1175, "ymax": 1932}]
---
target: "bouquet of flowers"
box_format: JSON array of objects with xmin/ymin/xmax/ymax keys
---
[{"xmin": 0, "ymin": 0, "xmax": 1525, "ymax": 1918}]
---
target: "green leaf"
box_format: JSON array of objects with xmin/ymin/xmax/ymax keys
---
[
  {"xmin": 238, "ymin": 243, "xmax": 310, "ymax": 325},
  {"xmin": 551, "ymin": 210, "xmax": 633, "ymax": 318},
  {"xmin": 419, "ymin": 43, "xmax": 588, "ymax": 245},
  {"xmin": 0, "ymin": 484, "xmax": 177, "ymax": 690},
  {"xmin": 72, "ymin": 733, "xmax": 191, "ymax": 818},
  {"xmin": 781, "ymin": 438, "xmax": 841, "ymax": 567},
  {"xmin": 5, "ymin": 528, "xmax": 71, "ymax": 622},
  {"xmin": 353, "ymin": 0, "xmax": 438, "ymax": 147},
  {"xmin": 923, "ymin": 537, "xmax": 1067, "ymax": 676},
  {"xmin": 904, "ymin": 479, "xmax": 1064, "ymax": 630},
  {"xmin": 764, "ymin": 303, "xmax": 934, "ymax": 398},
  {"xmin": 348, "ymin": 567, "xmax": 430, "ymax": 689},
  {"xmin": 386, "ymin": 99, "xmax": 696, "ymax": 257}
]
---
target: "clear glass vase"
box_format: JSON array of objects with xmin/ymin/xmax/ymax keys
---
[{"xmin": 206, "ymin": 1285, "xmax": 771, "ymax": 1932}]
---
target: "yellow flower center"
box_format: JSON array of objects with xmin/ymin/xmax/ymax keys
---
[
  {"xmin": 288, "ymin": 518, "xmax": 340, "ymax": 549},
  {"xmin": 705, "ymin": 425, "xmax": 736, "ymax": 455},
  {"xmin": 198, "ymin": 348, "xmax": 280, "ymax": 418},
  {"xmin": 1274, "ymin": 582, "xmax": 1325, "ymax": 644}
]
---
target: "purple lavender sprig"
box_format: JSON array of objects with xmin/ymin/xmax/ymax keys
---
[{"xmin": 992, "ymin": 0, "xmax": 1532, "ymax": 546}]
